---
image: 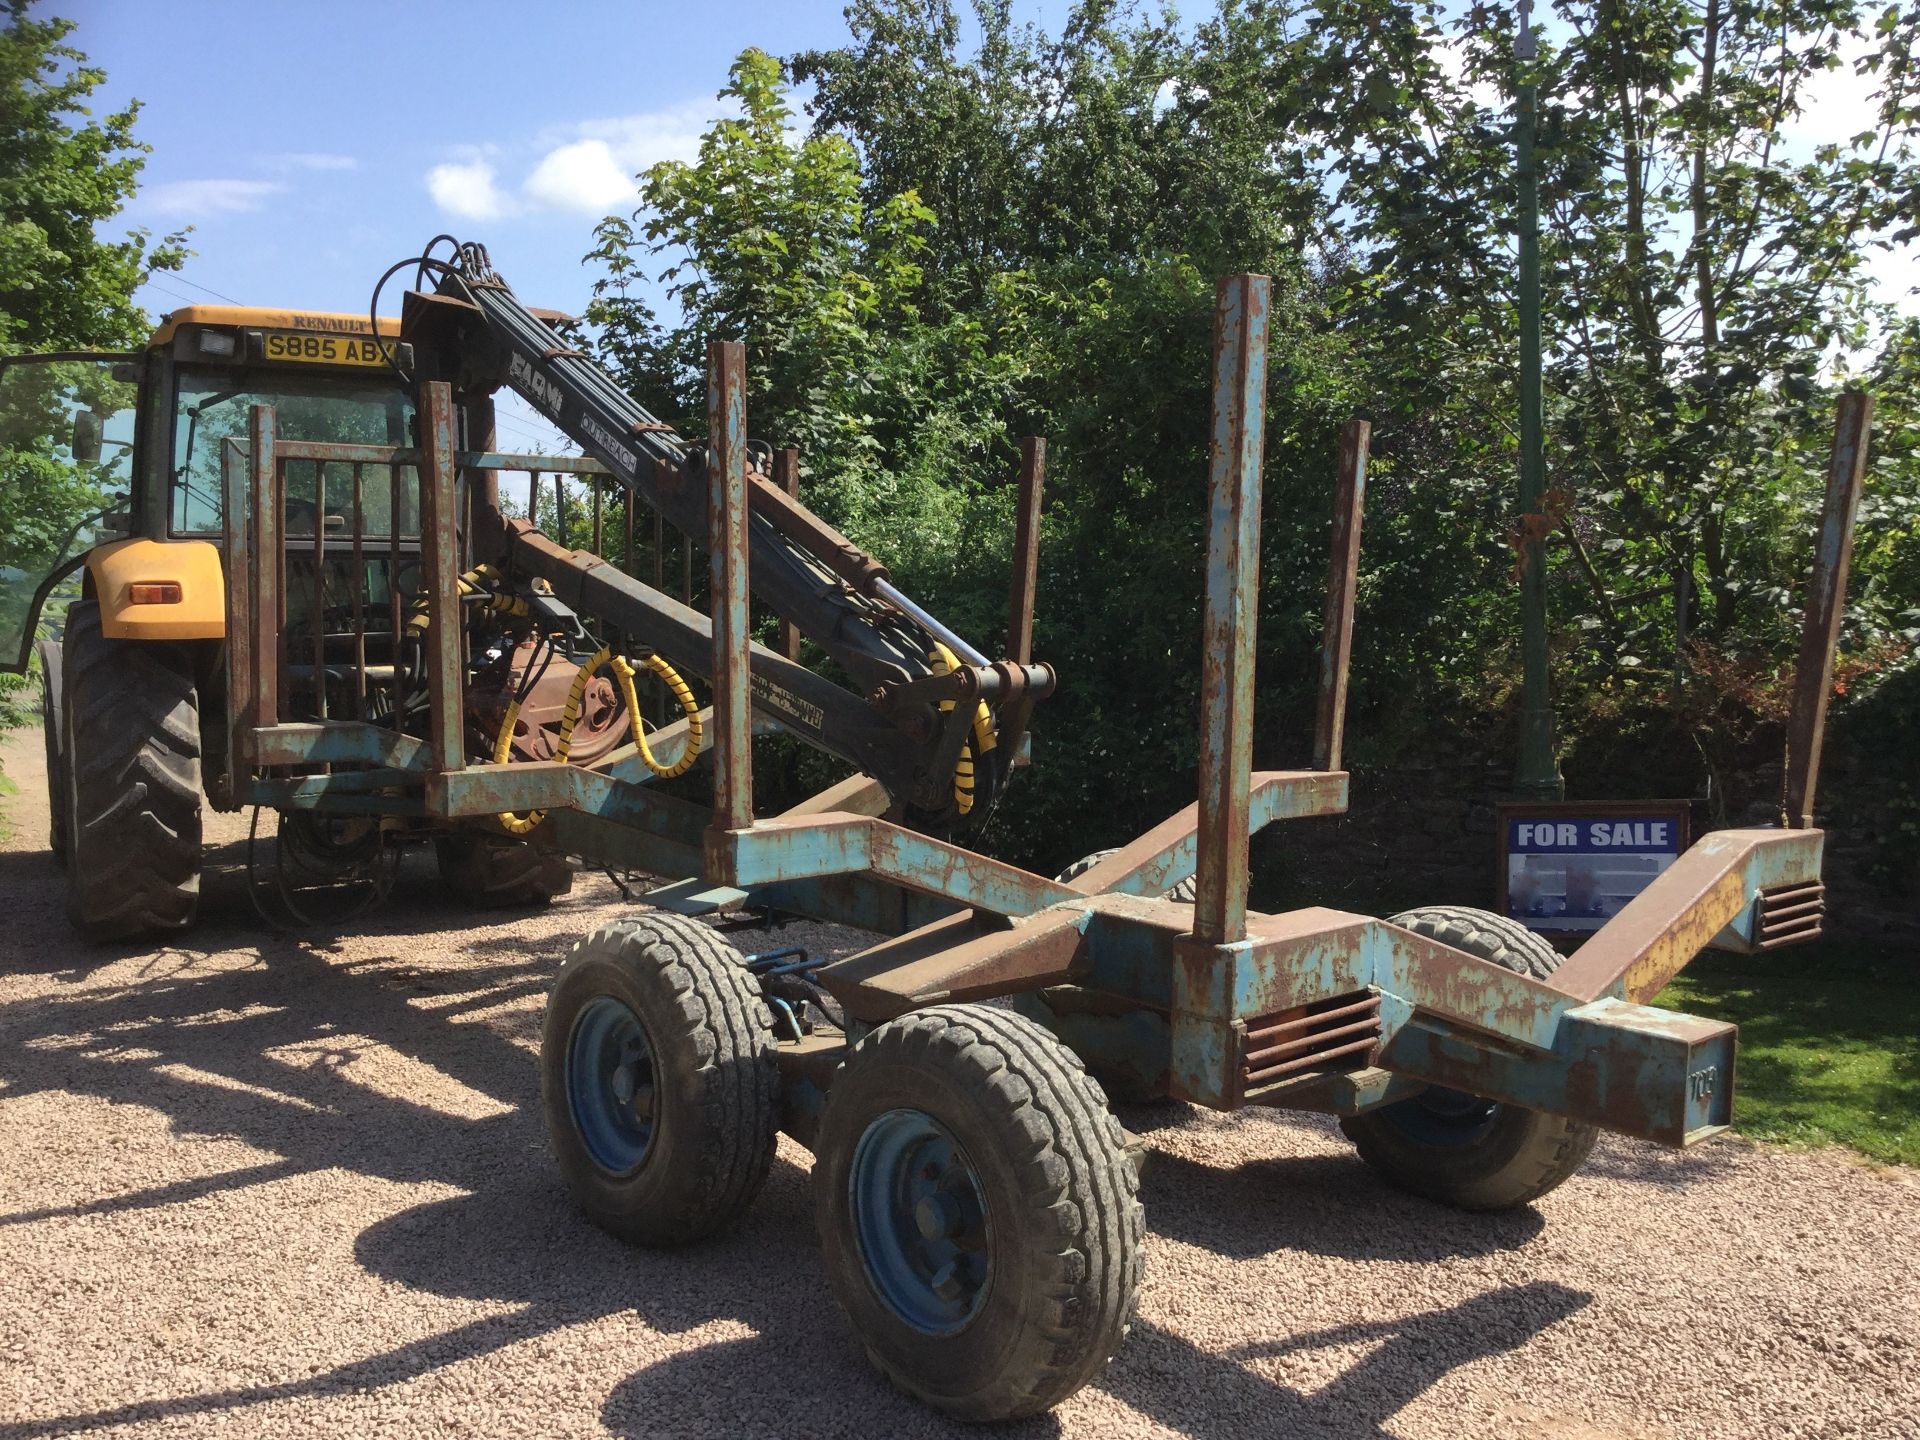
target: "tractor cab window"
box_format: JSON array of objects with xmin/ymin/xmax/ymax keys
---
[
  {"xmin": 0, "ymin": 353, "xmax": 139, "ymax": 673},
  {"xmin": 170, "ymin": 368, "xmax": 418, "ymax": 538}
]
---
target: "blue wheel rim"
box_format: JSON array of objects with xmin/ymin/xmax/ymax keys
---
[
  {"xmin": 849, "ymin": 1109, "xmax": 992, "ymax": 1335},
  {"xmin": 1377, "ymin": 1085, "xmax": 1501, "ymax": 1148},
  {"xmin": 566, "ymin": 996, "xmax": 657, "ymax": 1175}
]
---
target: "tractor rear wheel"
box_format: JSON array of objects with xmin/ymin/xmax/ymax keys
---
[
  {"xmin": 37, "ymin": 638, "xmax": 68, "ymax": 867},
  {"xmin": 813, "ymin": 1004, "xmax": 1143, "ymax": 1421},
  {"xmin": 59, "ymin": 601, "xmax": 202, "ymax": 941},
  {"xmin": 1340, "ymin": 905, "xmax": 1598, "ymax": 1211},
  {"xmin": 540, "ymin": 914, "xmax": 778, "ymax": 1245}
]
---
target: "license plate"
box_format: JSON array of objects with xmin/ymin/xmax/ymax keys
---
[{"xmin": 259, "ymin": 331, "xmax": 395, "ymax": 368}]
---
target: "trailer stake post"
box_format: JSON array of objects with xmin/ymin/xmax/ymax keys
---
[
  {"xmin": 247, "ymin": 404, "xmax": 280, "ymax": 735},
  {"xmin": 1192, "ymin": 274, "xmax": 1270, "ymax": 947},
  {"xmin": 708, "ymin": 340, "xmax": 753, "ymax": 832},
  {"xmin": 1009, "ymin": 437, "xmax": 1046, "ymax": 666},
  {"xmin": 1784, "ymin": 392, "xmax": 1873, "ymax": 829},
  {"xmin": 1314, "ymin": 419, "xmax": 1370, "ymax": 773},
  {"xmin": 774, "ymin": 447, "xmax": 802, "ymax": 662},
  {"xmin": 420, "ymin": 380, "xmax": 465, "ymax": 774}
]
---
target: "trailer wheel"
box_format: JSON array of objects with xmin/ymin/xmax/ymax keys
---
[
  {"xmin": 435, "ymin": 831, "xmax": 572, "ymax": 908},
  {"xmin": 1341, "ymin": 905, "xmax": 1598, "ymax": 1211},
  {"xmin": 813, "ymin": 1004, "xmax": 1143, "ymax": 1421},
  {"xmin": 37, "ymin": 638, "xmax": 68, "ymax": 867},
  {"xmin": 60, "ymin": 602, "xmax": 202, "ymax": 941},
  {"xmin": 540, "ymin": 914, "xmax": 778, "ymax": 1245}
]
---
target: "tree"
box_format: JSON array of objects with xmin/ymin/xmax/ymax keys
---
[
  {"xmin": 0, "ymin": 0, "xmax": 184, "ymax": 354},
  {"xmin": 1, "ymin": 1, "xmax": 184, "ymax": 723},
  {"xmin": 585, "ymin": 4, "xmax": 1920, "ymax": 887}
]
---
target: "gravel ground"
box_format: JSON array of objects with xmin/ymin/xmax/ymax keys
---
[{"xmin": 2, "ymin": 725, "xmax": 1917, "ymax": 1439}]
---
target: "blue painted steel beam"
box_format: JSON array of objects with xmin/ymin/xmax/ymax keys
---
[
  {"xmin": 248, "ymin": 722, "xmax": 429, "ymax": 770},
  {"xmin": 1065, "ymin": 770, "xmax": 1348, "ymax": 901},
  {"xmin": 1381, "ymin": 999, "xmax": 1735, "ymax": 1148},
  {"xmin": 1550, "ymin": 827, "xmax": 1824, "ymax": 1000},
  {"xmin": 711, "ymin": 814, "xmax": 1080, "ymax": 917}
]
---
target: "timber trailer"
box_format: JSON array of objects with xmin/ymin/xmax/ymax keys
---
[{"xmin": 2, "ymin": 241, "xmax": 1870, "ymax": 1420}]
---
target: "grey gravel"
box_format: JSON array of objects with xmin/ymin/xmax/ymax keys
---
[{"xmin": 2, "ymin": 726, "xmax": 1917, "ymax": 1439}]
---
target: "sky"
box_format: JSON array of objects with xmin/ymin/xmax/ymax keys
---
[
  {"xmin": 63, "ymin": 0, "xmax": 1917, "ymax": 453},
  {"xmin": 70, "ymin": 1, "xmax": 975, "ymax": 452}
]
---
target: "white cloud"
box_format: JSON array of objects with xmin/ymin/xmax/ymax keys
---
[
  {"xmin": 524, "ymin": 140, "xmax": 636, "ymax": 213},
  {"xmin": 426, "ymin": 160, "xmax": 519, "ymax": 221},
  {"xmin": 423, "ymin": 98, "xmax": 734, "ymax": 222},
  {"xmin": 144, "ymin": 178, "xmax": 286, "ymax": 217},
  {"xmin": 273, "ymin": 152, "xmax": 358, "ymax": 172}
]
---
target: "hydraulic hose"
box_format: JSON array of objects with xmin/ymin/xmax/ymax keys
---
[
  {"xmin": 929, "ymin": 641, "xmax": 997, "ymax": 816},
  {"xmin": 493, "ymin": 646, "xmax": 704, "ymax": 834}
]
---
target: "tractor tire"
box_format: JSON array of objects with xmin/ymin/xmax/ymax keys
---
[
  {"xmin": 1340, "ymin": 905, "xmax": 1598, "ymax": 1211},
  {"xmin": 37, "ymin": 638, "xmax": 68, "ymax": 867},
  {"xmin": 434, "ymin": 831, "xmax": 572, "ymax": 908},
  {"xmin": 813, "ymin": 1004, "xmax": 1144, "ymax": 1421},
  {"xmin": 60, "ymin": 602, "xmax": 202, "ymax": 942},
  {"xmin": 540, "ymin": 914, "xmax": 779, "ymax": 1245}
]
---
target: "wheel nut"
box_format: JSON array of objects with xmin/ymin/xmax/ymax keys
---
[
  {"xmin": 929, "ymin": 1260, "xmax": 963, "ymax": 1301},
  {"xmin": 915, "ymin": 1194, "xmax": 958, "ymax": 1240}
]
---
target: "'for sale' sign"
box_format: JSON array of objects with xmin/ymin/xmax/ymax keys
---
[{"xmin": 1498, "ymin": 802, "xmax": 1690, "ymax": 936}]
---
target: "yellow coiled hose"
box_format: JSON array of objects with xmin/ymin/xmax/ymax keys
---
[
  {"xmin": 929, "ymin": 641, "xmax": 997, "ymax": 815},
  {"xmin": 494, "ymin": 645, "xmax": 703, "ymax": 834}
]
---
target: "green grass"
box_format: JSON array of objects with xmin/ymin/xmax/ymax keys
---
[
  {"xmin": 1656, "ymin": 940, "xmax": 1920, "ymax": 1166},
  {"xmin": 0, "ymin": 766, "xmax": 17, "ymax": 844}
]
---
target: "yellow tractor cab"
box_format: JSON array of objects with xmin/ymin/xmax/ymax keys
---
[{"xmin": 0, "ymin": 306, "xmax": 465, "ymax": 937}]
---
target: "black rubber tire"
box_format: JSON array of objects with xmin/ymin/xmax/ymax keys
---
[
  {"xmin": 540, "ymin": 914, "xmax": 778, "ymax": 1245},
  {"xmin": 1056, "ymin": 847, "xmax": 1197, "ymax": 904},
  {"xmin": 813, "ymin": 1004, "xmax": 1144, "ymax": 1421},
  {"xmin": 1340, "ymin": 905, "xmax": 1599, "ymax": 1211},
  {"xmin": 37, "ymin": 638, "xmax": 68, "ymax": 867},
  {"xmin": 60, "ymin": 602, "xmax": 202, "ymax": 941},
  {"xmin": 435, "ymin": 831, "xmax": 573, "ymax": 908}
]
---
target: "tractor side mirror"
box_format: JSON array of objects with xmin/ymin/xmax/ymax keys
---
[{"xmin": 71, "ymin": 409, "xmax": 104, "ymax": 465}]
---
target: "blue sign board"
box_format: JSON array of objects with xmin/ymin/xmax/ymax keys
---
[{"xmin": 1499, "ymin": 803, "xmax": 1690, "ymax": 936}]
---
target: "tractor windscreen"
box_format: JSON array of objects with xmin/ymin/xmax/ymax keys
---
[{"xmin": 169, "ymin": 368, "xmax": 418, "ymax": 537}]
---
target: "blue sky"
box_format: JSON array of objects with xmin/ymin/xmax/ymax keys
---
[
  {"xmin": 72, "ymin": 1, "xmax": 1077, "ymax": 450},
  {"xmin": 65, "ymin": 1, "xmax": 1916, "ymax": 451}
]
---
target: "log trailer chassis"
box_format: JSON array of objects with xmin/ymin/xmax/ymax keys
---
[{"xmin": 218, "ymin": 250, "xmax": 1872, "ymax": 1418}]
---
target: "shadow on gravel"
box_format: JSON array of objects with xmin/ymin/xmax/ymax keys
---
[
  {"xmin": 3, "ymin": 829, "xmax": 1590, "ymax": 1439},
  {"xmin": 1138, "ymin": 1150, "xmax": 1546, "ymax": 1261},
  {"xmin": 1102, "ymin": 1284, "xmax": 1590, "ymax": 1439}
]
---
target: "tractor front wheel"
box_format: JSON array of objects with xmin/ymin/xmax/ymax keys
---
[
  {"xmin": 1341, "ymin": 905, "xmax": 1598, "ymax": 1211},
  {"xmin": 59, "ymin": 602, "xmax": 202, "ymax": 941},
  {"xmin": 813, "ymin": 1004, "xmax": 1143, "ymax": 1421}
]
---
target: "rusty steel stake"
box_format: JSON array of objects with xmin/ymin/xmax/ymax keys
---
[
  {"xmin": 420, "ymin": 381, "xmax": 466, "ymax": 773},
  {"xmin": 707, "ymin": 341, "xmax": 753, "ymax": 832},
  {"xmin": 774, "ymin": 447, "xmax": 802, "ymax": 662},
  {"xmin": 1009, "ymin": 437, "xmax": 1046, "ymax": 666},
  {"xmin": 1784, "ymin": 392, "xmax": 1874, "ymax": 829},
  {"xmin": 1313, "ymin": 419, "xmax": 1370, "ymax": 773},
  {"xmin": 1192, "ymin": 274, "xmax": 1270, "ymax": 947}
]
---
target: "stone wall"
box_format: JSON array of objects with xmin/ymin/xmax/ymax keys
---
[{"xmin": 1251, "ymin": 730, "xmax": 1920, "ymax": 950}]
